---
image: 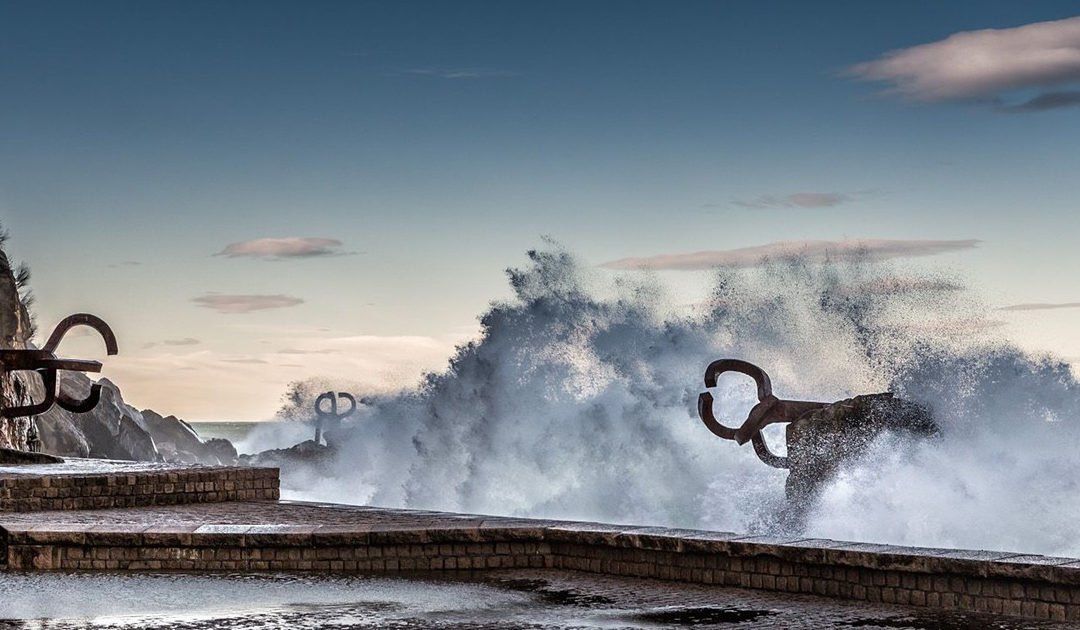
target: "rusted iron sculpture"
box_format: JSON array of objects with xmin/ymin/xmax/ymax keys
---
[
  {"xmin": 697, "ymin": 359, "xmax": 830, "ymax": 469},
  {"xmin": 0, "ymin": 313, "xmax": 118, "ymax": 418},
  {"xmin": 697, "ymin": 358, "xmax": 937, "ymax": 530},
  {"xmin": 314, "ymin": 391, "xmax": 356, "ymax": 445}
]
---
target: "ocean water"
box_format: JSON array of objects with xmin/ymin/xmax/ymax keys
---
[
  {"xmin": 189, "ymin": 421, "xmax": 269, "ymax": 445},
  {"xmin": 238, "ymin": 246, "xmax": 1080, "ymax": 557}
]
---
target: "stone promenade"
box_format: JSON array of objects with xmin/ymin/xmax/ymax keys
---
[{"xmin": 2, "ymin": 461, "xmax": 1080, "ymax": 624}]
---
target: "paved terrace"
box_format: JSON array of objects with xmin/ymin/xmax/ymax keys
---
[{"xmin": 0, "ymin": 461, "xmax": 1078, "ymax": 624}]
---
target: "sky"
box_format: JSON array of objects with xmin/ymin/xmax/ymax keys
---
[{"xmin": 1, "ymin": 1, "xmax": 1079, "ymax": 420}]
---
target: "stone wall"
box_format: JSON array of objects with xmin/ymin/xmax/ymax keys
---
[
  {"xmin": 0, "ymin": 465, "xmax": 279, "ymax": 512},
  {"xmin": 3, "ymin": 500, "xmax": 1080, "ymax": 622}
]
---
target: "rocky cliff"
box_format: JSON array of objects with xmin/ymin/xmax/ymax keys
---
[{"xmin": 0, "ymin": 232, "xmax": 234, "ymax": 464}]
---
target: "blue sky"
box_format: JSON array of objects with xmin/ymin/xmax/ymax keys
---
[{"xmin": 2, "ymin": 1, "xmax": 1079, "ymax": 419}]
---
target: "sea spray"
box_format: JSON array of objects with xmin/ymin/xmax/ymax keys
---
[{"xmin": 246, "ymin": 245, "xmax": 1080, "ymax": 556}]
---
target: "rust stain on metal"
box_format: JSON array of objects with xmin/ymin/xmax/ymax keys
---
[{"xmin": 0, "ymin": 313, "xmax": 118, "ymax": 418}]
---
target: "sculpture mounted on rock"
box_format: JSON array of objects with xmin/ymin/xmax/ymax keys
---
[
  {"xmin": 0, "ymin": 313, "xmax": 117, "ymax": 464},
  {"xmin": 314, "ymin": 390, "xmax": 356, "ymax": 445},
  {"xmin": 697, "ymin": 359, "xmax": 937, "ymax": 526},
  {"xmin": 0, "ymin": 313, "xmax": 118, "ymax": 418}
]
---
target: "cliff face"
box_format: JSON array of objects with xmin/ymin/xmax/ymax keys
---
[
  {"xmin": 0, "ymin": 246, "xmax": 36, "ymax": 450},
  {"xmin": 0, "ymin": 238, "xmax": 234, "ymax": 463}
]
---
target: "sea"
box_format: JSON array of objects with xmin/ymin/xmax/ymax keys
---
[{"xmin": 188, "ymin": 421, "xmax": 269, "ymax": 445}]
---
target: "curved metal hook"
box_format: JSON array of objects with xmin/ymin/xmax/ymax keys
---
[
  {"xmin": 43, "ymin": 313, "xmax": 118, "ymax": 355},
  {"xmin": 45, "ymin": 314, "xmax": 116, "ymax": 413},
  {"xmin": 0, "ymin": 313, "xmax": 118, "ymax": 418},
  {"xmin": 315, "ymin": 391, "xmax": 357, "ymax": 419},
  {"xmin": 57, "ymin": 382, "xmax": 103, "ymax": 413},
  {"xmin": 703, "ymin": 358, "xmax": 773, "ymax": 398},
  {"xmin": 0, "ymin": 369, "xmax": 57, "ymax": 419},
  {"xmin": 699, "ymin": 359, "xmax": 780, "ymax": 445},
  {"xmin": 697, "ymin": 359, "xmax": 829, "ymax": 468},
  {"xmin": 750, "ymin": 433, "xmax": 789, "ymax": 469}
]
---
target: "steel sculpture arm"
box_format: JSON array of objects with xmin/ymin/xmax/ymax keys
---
[
  {"xmin": 0, "ymin": 313, "xmax": 117, "ymax": 418},
  {"xmin": 697, "ymin": 359, "xmax": 828, "ymax": 469}
]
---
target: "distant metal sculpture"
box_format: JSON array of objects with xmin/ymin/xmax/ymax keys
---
[
  {"xmin": 697, "ymin": 359, "xmax": 829, "ymax": 469},
  {"xmin": 313, "ymin": 391, "xmax": 356, "ymax": 445},
  {"xmin": 0, "ymin": 313, "xmax": 118, "ymax": 418}
]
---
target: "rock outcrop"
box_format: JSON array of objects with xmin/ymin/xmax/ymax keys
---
[{"xmin": 239, "ymin": 439, "xmax": 333, "ymax": 472}]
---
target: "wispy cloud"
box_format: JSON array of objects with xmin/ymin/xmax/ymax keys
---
[
  {"xmin": 997, "ymin": 302, "xmax": 1080, "ymax": 312},
  {"xmin": 192, "ymin": 294, "xmax": 304, "ymax": 314},
  {"xmin": 215, "ymin": 237, "xmax": 345, "ymax": 260},
  {"xmin": 600, "ymin": 239, "xmax": 980, "ymax": 271},
  {"xmin": 847, "ymin": 15, "xmax": 1080, "ymax": 110},
  {"xmin": 399, "ymin": 67, "xmax": 516, "ymax": 79},
  {"xmin": 999, "ymin": 90, "xmax": 1080, "ymax": 112},
  {"xmin": 732, "ymin": 192, "xmax": 852, "ymax": 209},
  {"xmin": 107, "ymin": 260, "xmax": 141, "ymax": 268},
  {"xmin": 142, "ymin": 337, "xmax": 201, "ymax": 350},
  {"xmin": 164, "ymin": 337, "xmax": 200, "ymax": 346}
]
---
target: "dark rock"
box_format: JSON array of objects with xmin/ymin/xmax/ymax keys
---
[
  {"xmin": 240, "ymin": 439, "xmax": 334, "ymax": 472},
  {"xmin": 204, "ymin": 437, "xmax": 239, "ymax": 465}
]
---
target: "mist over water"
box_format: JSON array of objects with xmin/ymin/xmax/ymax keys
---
[{"xmin": 250, "ymin": 246, "xmax": 1080, "ymax": 557}]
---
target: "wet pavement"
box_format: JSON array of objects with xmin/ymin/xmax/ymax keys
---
[
  {"xmin": 0, "ymin": 569, "xmax": 1070, "ymax": 629},
  {"xmin": 0, "ymin": 459, "xmax": 216, "ymax": 477}
]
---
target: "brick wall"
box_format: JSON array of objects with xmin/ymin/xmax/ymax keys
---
[
  {"xmin": 0, "ymin": 467, "xmax": 279, "ymax": 511},
  {"xmin": 4, "ymin": 517, "xmax": 1080, "ymax": 622}
]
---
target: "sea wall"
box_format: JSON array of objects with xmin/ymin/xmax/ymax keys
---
[{"xmin": 1, "ymin": 481, "xmax": 1078, "ymax": 622}]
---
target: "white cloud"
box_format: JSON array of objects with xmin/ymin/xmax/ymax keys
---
[
  {"xmin": 733, "ymin": 192, "xmax": 851, "ymax": 209},
  {"xmin": 163, "ymin": 337, "xmax": 200, "ymax": 346},
  {"xmin": 600, "ymin": 239, "xmax": 980, "ymax": 271},
  {"xmin": 192, "ymin": 294, "xmax": 304, "ymax": 314},
  {"xmin": 997, "ymin": 302, "xmax": 1080, "ymax": 312},
  {"xmin": 848, "ymin": 15, "xmax": 1080, "ymax": 108},
  {"xmin": 215, "ymin": 237, "xmax": 344, "ymax": 259},
  {"xmin": 142, "ymin": 337, "xmax": 201, "ymax": 349}
]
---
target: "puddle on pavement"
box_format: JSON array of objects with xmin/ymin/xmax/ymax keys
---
[
  {"xmin": 0, "ymin": 572, "xmax": 767, "ymax": 629},
  {"xmin": 633, "ymin": 606, "xmax": 775, "ymax": 625},
  {"xmin": 0, "ymin": 572, "xmax": 1064, "ymax": 629}
]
